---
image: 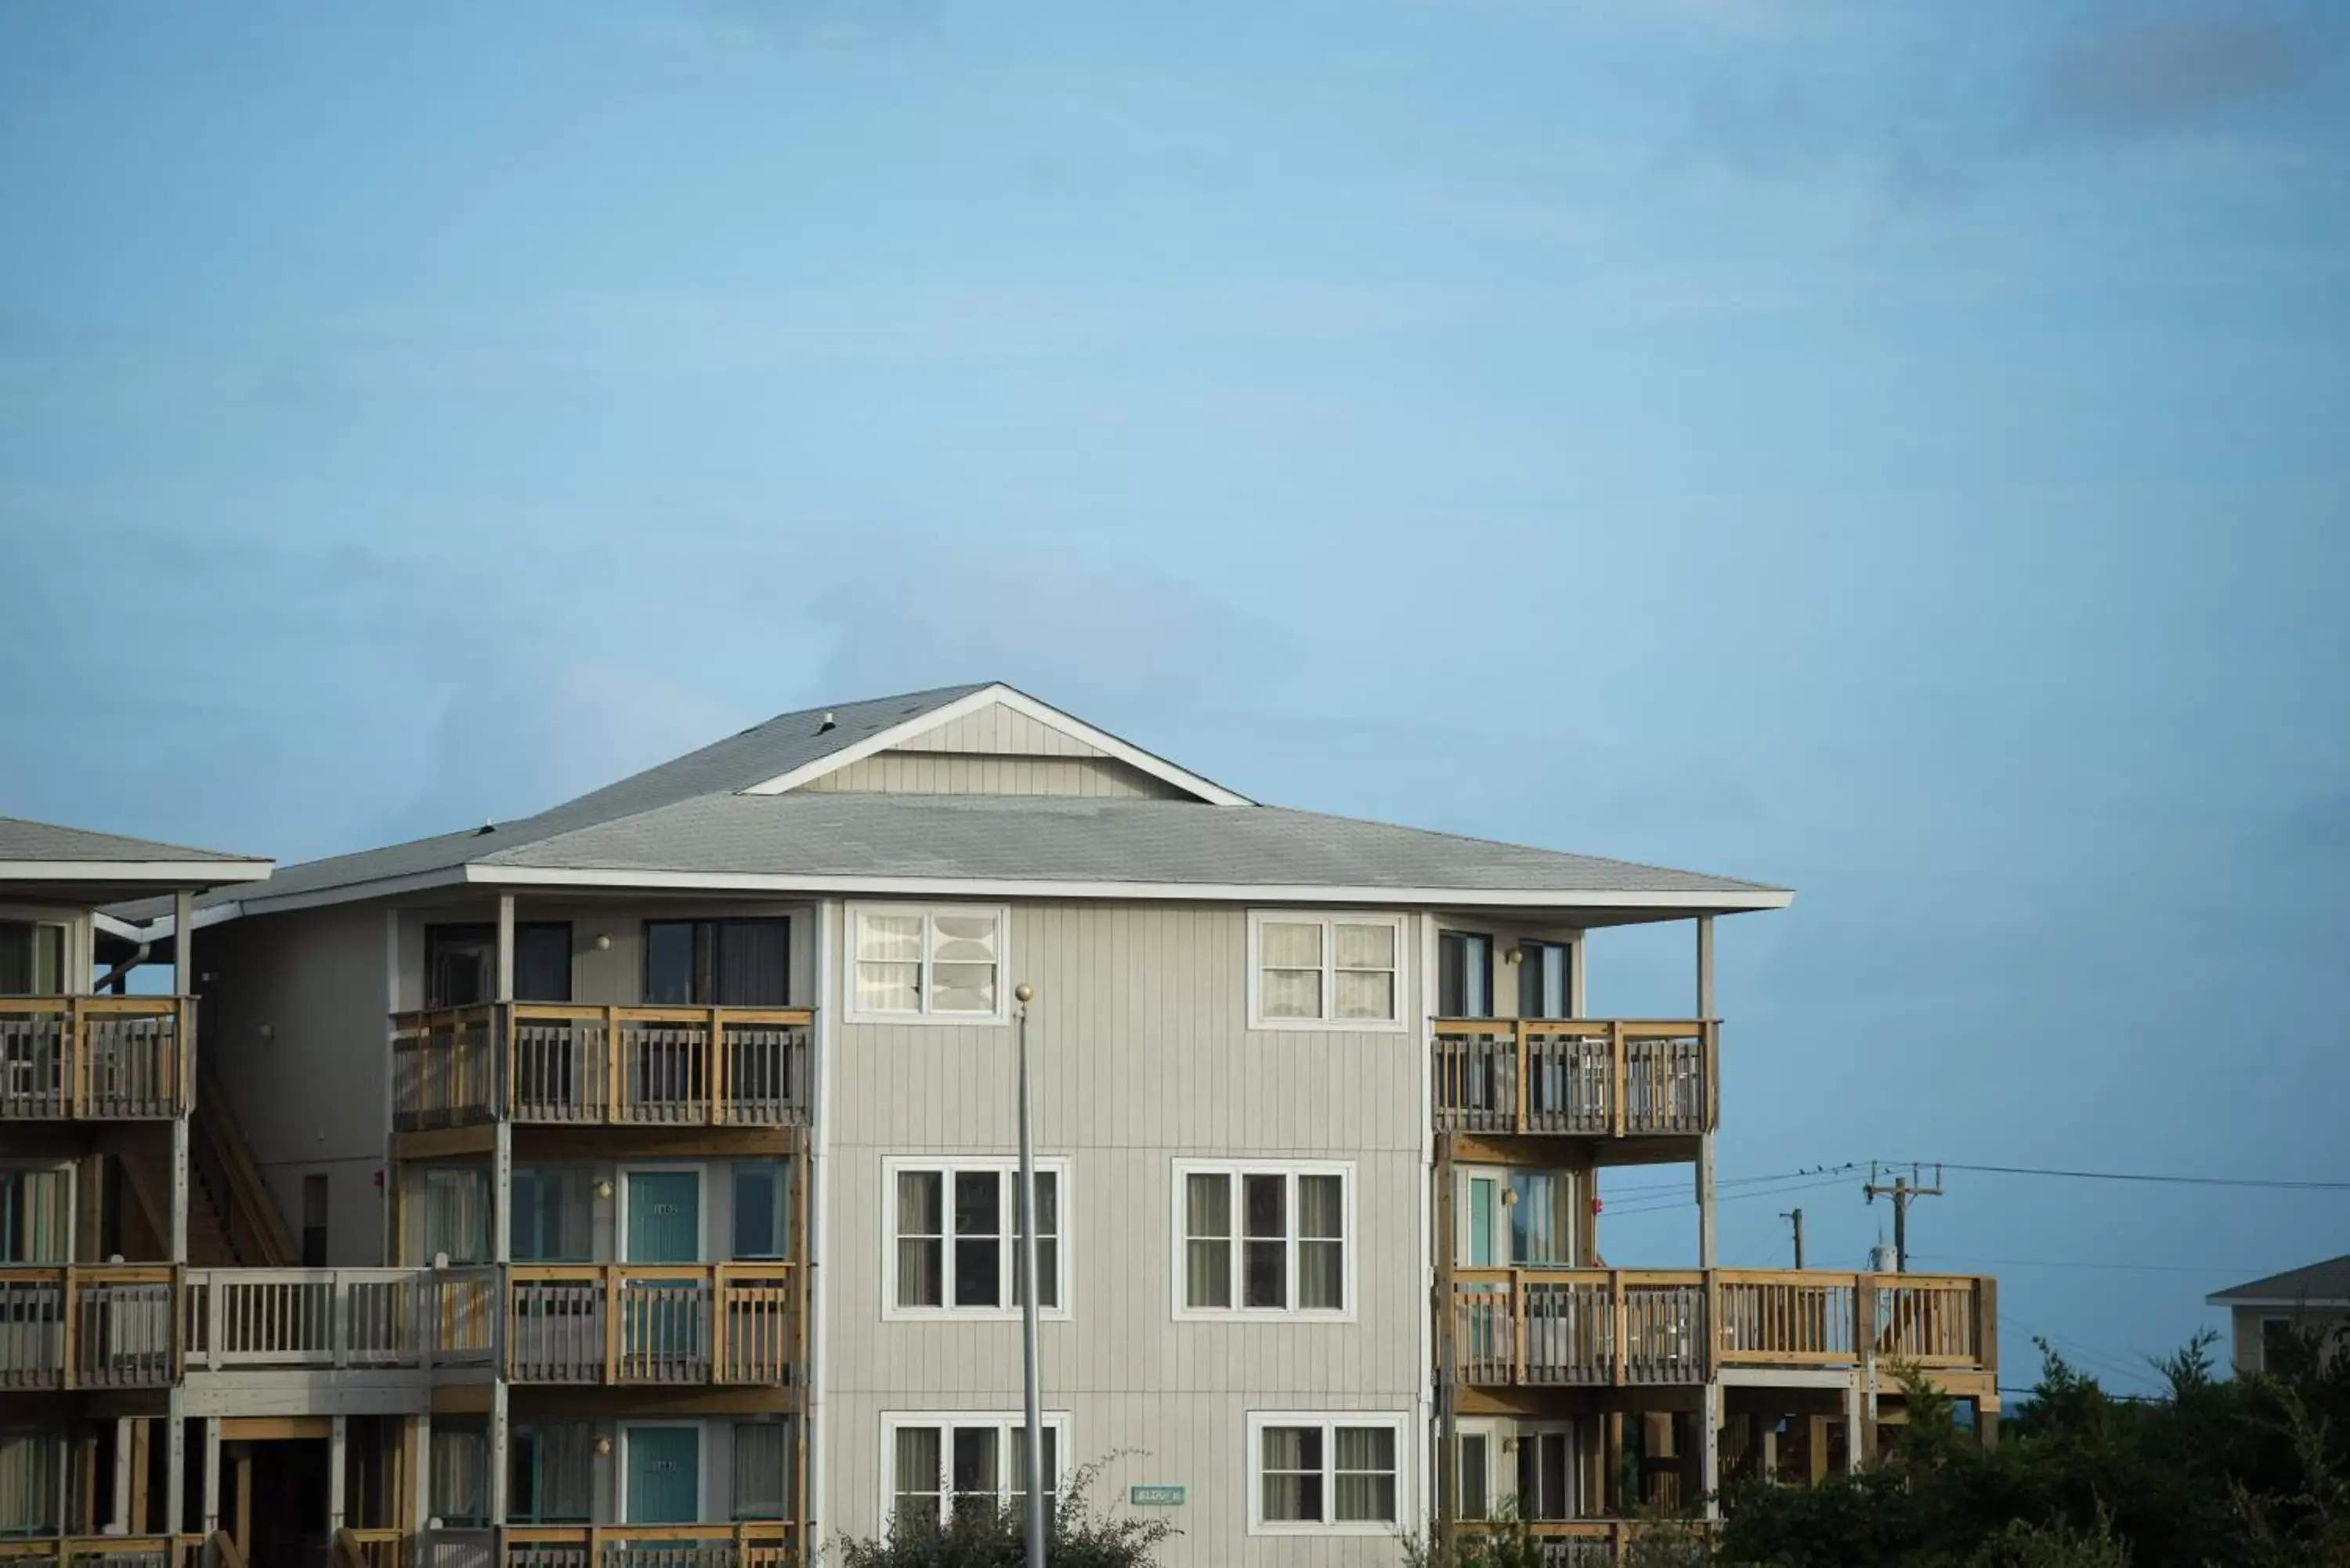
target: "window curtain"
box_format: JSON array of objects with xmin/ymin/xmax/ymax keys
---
[
  {"xmin": 511, "ymin": 1167, "xmax": 591, "ymax": 1263},
  {"xmin": 0, "ymin": 1432, "xmax": 60, "ymax": 1536},
  {"xmin": 1184, "ymin": 1174, "xmax": 1231, "ymax": 1309},
  {"xmin": 1333, "ymin": 1426, "xmax": 1397, "ymax": 1522},
  {"xmin": 927, "ymin": 916, "xmax": 997, "ymax": 1014},
  {"xmin": 891, "ymin": 1427, "xmax": 942, "ymax": 1530},
  {"xmin": 416, "ymin": 1168, "xmax": 490, "ymax": 1264},
  {"xmin": 1258, "ymin": 923, "xmax": 1322, "ymax": 1019},
  {"xmin": 0, "ymin": 923, "xmax": 64, "ymax": 997},
  {"xmin": 714, "ymin": 922, "xmax": 788, "ymax": 1007},
  {"xmin": 431, "ymin": 1422, "xmax": 490, "ymax": 1526},
  {"xmin": 1259, "ymin": 1427, "xmax": 1321, "ymax": 1522},
  {"xmin": 1512, "ymin": 1172, "xmax": 1571, "ymax": 1266},
  {"xmin": 732, "ymin": 1162, "xmax": 787, "ymax": 1260},
  {"xmin": 1297, "ymin": 1174, "xmax": 1344, "ymax": 1310},
  {"xmin": 0, "ymin": 1169, "xmax": 69, "ymax": 1264},
  {"xmin": 514, "ymin": 1423, "xmax": 594, "ymax": 1523},
  {"xmin": 1332, "ymin": 923, "xmax": 1397, "ymax": 1021},
  {"xmin": 895, "ymin": 1172, "xmax": 942, "ymax": 1308},
  {"xmin": 514, "ymin": 925, "xmax": 574, "ymax": 1004},
  {"xmin": 856, "ymin": 916, "xmax": 924, "ymax": 1014},
  {"xmin": 731, "ymin": 1422, "xmax": 788, "ymax": 1520}
]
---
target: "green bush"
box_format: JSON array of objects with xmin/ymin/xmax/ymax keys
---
[{"xmin": 834, "ymin": 1459, "xmax": 1175, "ymax": 1568}]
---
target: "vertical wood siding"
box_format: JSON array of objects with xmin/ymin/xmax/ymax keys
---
[
  {"xmin": 826, "ymin": 901, "xmax": 1424, "ymax": 1565},
  {"xmin": 798, "ymin": 753, "xmax": 1186, "ymax": 799},
  {"xmin": 896, "ymin": 702, "xmax": 1109, "ymax": 758}
]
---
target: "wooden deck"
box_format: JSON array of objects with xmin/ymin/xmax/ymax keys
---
[
  {"xmin": 1432, "ymin": 1019, "xmax": 1716, "ymax": 1138},
  {"xmin": 0, "ymin": 1265, "xmax": 180, "ymax": 1389},
  {"xmin": 0, "ymin": 997, "xmax": 191, "ymax": 1120},
  {"xmin": 506, "ymin": 1263, "xmax": 801, "ymax": 1386},
  {"xmin": 504, "ymin": 1523, "xmax": 797, "ymax": 1568},
  {"xmin": 391, "ymin": 1005, "xmax": 813, "ymax": 1130},
  {"xmin": 1448, "ymin": 1267, "xmax": 1995, "ymax": 1387}
]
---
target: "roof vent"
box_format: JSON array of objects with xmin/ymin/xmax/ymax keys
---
[
  {"xmin": 475, "ymin": 822, "xmax": 496, "ymax": 836},
  {"xmin": 817, "ymin": 711, "xmax": 837, "ymax": 734}
]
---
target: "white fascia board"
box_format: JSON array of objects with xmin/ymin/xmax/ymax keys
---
[
  {"xmin": 2208, "ymin": 1295, "xmax": 2350, "ymax": 1310},
  {"xmin": 738, "ymin": 682, "xmax": 1256, "ymax": 806},
  {"xmin": 472, "ymin": 862, "xmax": 1792, "ymax": 911},
  {"xmin": 0, "ymin": 859, "xmax": 273, "ymax": 883}
]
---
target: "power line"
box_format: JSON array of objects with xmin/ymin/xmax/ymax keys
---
[
  {"xmin": 1913, "ymin": 1252, "xmax": 2269, "ymax": 1276},
  {"xmin": 1889, "ymin": 1160, "xmax": 2350, "ymax": 1193}
]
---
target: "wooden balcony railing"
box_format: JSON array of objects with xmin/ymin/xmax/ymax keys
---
[
  {"xmin": 334, "ymin": 1529, "xmax": 407, "ymax": 1568},
  {"xmin": 504, "ymin": 1523, "xmax": 796, "ymax": 1568},
  {"xmin": 1457, "ymin": 1520, "xmax": 1708, "ymax": 1566},
  {"xmin": 0, "ymin": 1266, "xmax": 180, "ymax": 1389},
  {"xmin": 0, "ymin": 997, "xmax": 191, "ymax": 1120},
  {"xmin": 507, "ymin": 1264, "xmax": 800, "ymax": 1386},
  {"xmin": 0, "ymin": 1537, "xmax": 204, "ymax": 1568},
  {"xmin": 392, "ymin": 1006, "xmax": 813, "ymax": 1130},
  {"xmin": 184, "ymin": 1266, "xmax": 498, "ymax": 1370},
  {"xmin": 1431, "ymin": 1020, "xmax": 1716, "ymax": 1137},
  {"xmin": 1447, "ymin": 1268, "xmax": 1994, "ymax": 1386}
]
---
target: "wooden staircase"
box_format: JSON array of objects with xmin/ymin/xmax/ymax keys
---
[{"xmin": 107, "ymin": 1069, "xmax": 295, "ymax": 1267}]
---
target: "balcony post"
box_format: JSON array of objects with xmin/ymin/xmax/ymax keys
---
[
  {"xmin": 203, "ymin": 1417, "xmax": 222, "ymax": 1535},
  {"xmin": 1695, "ymin": 917, "xmax": 1716, "ymax": 1271},
  {"xmin": 328, "ymin": 1415, "xmax": 347, "ymax": 1532},
  {"xmin": 113, "ymin": 1418, "xmax": 134, "ymax": 1530},
  {"xmin": 488, "ymin": 1378, "xmax": 509, "ymax": 1529},
  {"xmin": 494, "ymin": 895, "xmax": 515, "ymax": 1265}
]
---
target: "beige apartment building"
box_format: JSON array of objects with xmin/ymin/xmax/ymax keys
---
[{"xmin": 2, "ymin": 684, "xmax": 1999, "ymax": 1568}]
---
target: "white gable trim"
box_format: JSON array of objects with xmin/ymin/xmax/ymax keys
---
[{"xmin": 738, "ymin": 684, "xmax": 1253, "ymax": 806}]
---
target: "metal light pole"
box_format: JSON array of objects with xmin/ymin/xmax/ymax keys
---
[{"xmin": 1013, "ymin": 982, "xmax": 1046, "ymax": 1568}]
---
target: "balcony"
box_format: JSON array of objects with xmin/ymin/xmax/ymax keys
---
[
  {"xmin": 504, "ymin": 1525, "xmax": 797, "ymax": 1568},
  {"xmin": 0, "ymin": 1265, "xmax": 179, "ymax": 1389},
  {"xmin": 0, "ymin": 1539, "xmax": 201, "ymax": 1568},
  {"xmin": 0, "ymin": 997, "xmax": 190, "ymax": 1120},
  {"xmin": 507, "ymin": 1264, "xmax": 800, "ymax": 1386},
  {"xmin": 184, "ymin": 1266, "xmax": 499, "ymax": 1371},
  {"xmin": 392, "ymin": 1006, "xmax": 813, "ymax": 1131},
  {"xmin": 1447, "ymin": 1268, "xmax": 1994, "ymax": 1387},
  {"xmin": 1432, "ymin": 1020, "xmax": 1715, "ymax": 1139}
]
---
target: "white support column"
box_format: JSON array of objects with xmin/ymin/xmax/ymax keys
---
[
  {"xmin": 487, "ymin": 1380, "xmax": 509, "ymax": 1526},
  {"xmin": 113, "ymin": 1418, "xmax": 134, "ymax": 1531},
  {"xmin": 413, "ymin": 1414, "xmax": 433, "ymax": 1527},
  {"xmin": 1700, "ymin": 1383, "xmax": 1723, "ymax": 1519},
  {"xmin": 171, "ymin": 1119, "xmax": 191, "ymax": 1263},
  {"xmin": 328, "ymin": 1416, "xmax": 347, "ymax": 1532},
  {"xmin": 1844, "ymin": 1377, "xmax": 1865, "ymax": 1473},
  {"xmin": 165, "ymin": 1396, "xmax": 186, "ymax": 1537},
  {"xmin": 173, "ymin": 890, "xmax": 194, "ymax": 995},
  {"xmin": 202, "ymin": 1418, "xmax": 222, "ymax": 1536},
  {"xmin": 1694, "ymin": 916, "xmax": 1716, "ymax": 1270}
]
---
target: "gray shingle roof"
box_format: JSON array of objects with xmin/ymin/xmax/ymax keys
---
[
  {"xmin": 0, "ymin": 817, "xmax": 261, "ymax": 865},
  {"xmin": 488, "ymin": 793, "xmax": 1784, "ymax": 897},
  {"xmin": 2209, "ymin": 1255, "xmax": 2350, "ymax": 1305},
  {"xmin": 106, "ymin": 681, "xmax": 1787, "ymax": 919}
]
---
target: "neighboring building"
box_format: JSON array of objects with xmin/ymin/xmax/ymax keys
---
[
  {"xmin": 0, "ymin": 818, "xmax": 273, "ymax": 1555},
  {"xmin": 2208, "ymin": 1256, "xmax": 2350, "ymax": 1376},
  {"xmin": 5, "ymin": 684, "xmax": 2001, "ymax": 1568}
]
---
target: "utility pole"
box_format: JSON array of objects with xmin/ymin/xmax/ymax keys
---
[
  {"xmin": 1013, "ymin": 983, "xmax": 1046, "ymax": 1568},
  {"xmin": 1863, "ymin": 1163, "xmax": 1943, "ymax": 1272},
  {"xmin": 1780, "ymin": 1207, "xmax": 1806, "ymax": 1270}
]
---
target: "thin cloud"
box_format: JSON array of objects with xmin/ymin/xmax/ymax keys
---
[{"xmin": 2032, "ymin": 11, "xmax": 2309, "ymax": 142}]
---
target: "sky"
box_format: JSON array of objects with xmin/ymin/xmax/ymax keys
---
[{"xmin": 3, "ymin": 0, "xmax": 2345, "ymax": 1395}]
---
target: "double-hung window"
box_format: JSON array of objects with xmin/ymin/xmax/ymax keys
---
[
  {"xmin": 1247, "ymin": 1411, "xmax": 1408, "ymax": 1534},
  {"xmin": 1174, "ymin": 1161, "xmax": 1351, "ymax": 1318},
  {"xmin": 1249, "ymin": 912, "xmax": 1405, "ymax": 1030},
  {"xmin": 881, "ymin": 1413, "xmax": 1065, "ymax": 1535},
  {"xmin": 849, "ymin": 906, "xmax": 1007, "ymax": 1022},
  {"xmin": 885, "ymin": 1157, "xmax": 1067, "ymax": 1319}
]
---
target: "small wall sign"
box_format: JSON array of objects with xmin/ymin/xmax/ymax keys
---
[{"xmin": 1128, "ymin": 1484, "xmax": 1185, "ymax": 1507}]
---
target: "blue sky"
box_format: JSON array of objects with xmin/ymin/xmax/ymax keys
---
[{"xmin": 4, "ymin": 0, "xmax": 2345, "ymax": 1393}]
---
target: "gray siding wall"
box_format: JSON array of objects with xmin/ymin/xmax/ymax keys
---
[
  {"xmin": 799, "ymin": 752, "xmax": 1186, "ymax": 799},
  {"xmin": 900, "ymin": 702, "xmax": 1109, "ymax": 757},
  {"xmin": 389, "ymin": 898, "xmax": 818, "ymax": 1012},
  {"xmin": 199, "ymin": 904, "xmax": 389, "ymax": 1265},
  {"xmin": 823, "ymin": 901, "xmax": 1426, "ymax": 1565}
]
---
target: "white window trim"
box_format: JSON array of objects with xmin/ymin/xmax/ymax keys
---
[
  {"xmin": 880, "ymin": 1156, "xmax": 1073, "ymax": 1322},
  {"xmin": 844, "ymin": 903, "xmax": 1013, "ymax": 1026},
  {"xmin": 1246, "ymin": 910, "xmax": 1409, "ymax": 1032},
  {"xmin": 1455, "ymin": 1418, "xmax": 1499, "ymax": 1523},
  {"xmin": 1171, "ymin": 1159, "xmax": 1356, "ymax": 1323},
  {"xmin": 877, "ymin": 1410, "xmax": 1072, "ymax": 1538},
  {"xmin": 1245, "ymin": 1410, "xmax": 1412, "ymax": 1537}
]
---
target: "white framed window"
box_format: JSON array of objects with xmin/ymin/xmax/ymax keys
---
[
  {"xmin": 879, "ymin": 1411, "xmax": 1068, "ymax": 1536},
  {"xmin": 847, "ymin": 905, "xmax": 1010, "ymax": 1024},
  {"xmin": 883, "ymin": 1157, "xmax": 1070, "ymax": 1321},
  {"xmin": 1173, "ymin": 1160, "xmax": 1353, "ymax": 1321},
  {"xmin": 1246, "ymin": 1411, "xmax": 1408, "ymax": 1535},
  {"xmin": 1246, "ymin": 912, "xmax": 1407, "ymax": 1031}
]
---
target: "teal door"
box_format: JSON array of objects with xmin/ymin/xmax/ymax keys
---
[
  {"xmin": 627, "ymin": 1172, "xmax": 701, "ymax": 1261},
  {"xmin": 625, "ymin": 1426, "xmax": 701, "ymax": 1524}
]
